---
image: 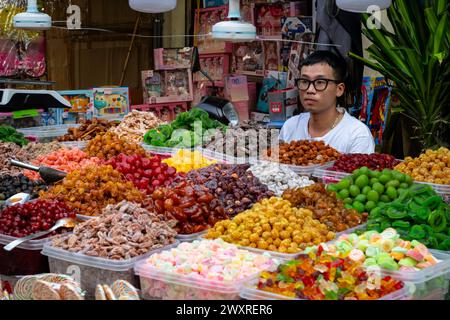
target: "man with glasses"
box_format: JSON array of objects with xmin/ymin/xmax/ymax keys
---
[{"xmin": 279, "ymin": 51, "xmax": 375, "ymax": 154}]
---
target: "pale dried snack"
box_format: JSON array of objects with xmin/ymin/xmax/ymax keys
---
[
  {"xmin": 23, "ymin": 141, "xmax": 64, "ymax": 160},
  {"xmin": 32, "ymin": 280, "xmax": 61, "ymax": 300},
  {"xmin": 110, "ymin": 110, "xmax": 165, "ymax": 143},
  {"xmin": 249, "ymin": 162, "xmax": 315, "ymax": 196},
  {"xmin": 50, "ymin": 201, "xmax": 177, "ymax": 260},
  {"xmin": 0, "ymin": 142, "xmax": 33, "ymax": 176}
]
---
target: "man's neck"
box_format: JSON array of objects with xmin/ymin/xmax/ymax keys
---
[{"xmin": 309, "ymin": 106, "xmax": 340, "ymax": 136}]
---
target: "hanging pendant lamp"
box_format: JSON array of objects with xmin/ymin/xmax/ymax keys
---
[
  {"xmin": 211, "ymin": 0, "xmax": 256, "ymax": 42},
  {"xmin": 13, "ymin": 0, "xmax": 52, "ymax": 30},
  {"xmin": 336, "ymin": 0, "xmax": 392, "ymax": 13},
  {"xmin": 129, "ymin": 0, "xmax": 177, "ymax": 13}
]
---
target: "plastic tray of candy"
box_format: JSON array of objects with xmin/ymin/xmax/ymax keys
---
[
  {"xmin": 239, "ymin": 276, "xmax": 412, "ymax": 300},
  {"xmin": 196, "ymin": 147, "xmax": 256, "ymax": 165},
  {"xmin": 134, "ymin": 258, "xmax": 267, "ymax": 300},
  {"xmin": 175, "ymin": 230, "xmax": 208, "ymax": 242},
  {"xmin": 0, "ymin": 233, "xmax": 62, "ymax": 276},
  {"xmin": 17, "ymin": 124, "xmax": 79, "ymax": 141},
  {"xmin": 42, "ymin": 236, "xmax": 179, "ymax": 299},
  {"xmin": 141, "ymin": 144, "xmax": 195, "ymax": 155},
  {"xmin": 60, "ymin": 141, "xmax": 88, "ymax": 150},
  {"xmin": 312, "ymin": 162, "xmax": 350, "ymax": 184},
  {"xmin": 200, "ymin": 224, "xmax": 368, "ymax": 262}
]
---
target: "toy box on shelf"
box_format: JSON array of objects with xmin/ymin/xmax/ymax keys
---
[
  {"xmin": 192, "ymin": 81, "xmax": 226, "ymax": 106},
  {"xmin": 193, "ymin": 54, "xmax": 231, "ymax": 83},
  {"xmin": 280, "ymin": 16, "xmax": 314, "ymax": 72},
  {"xmin": 257, "ymin": 71, "xmax": 288, "ymax": 113},
  {"xmin": 268, "ymin": 88, "xmax": 299, "ymax": 122},
  {"xmin": 0, "ymin": 109, "xmax": 57, "ymax": 128},
  {"xmin": 92, "ymin": 87, "xmax": 129, "ymax": 119},
  {"xmin": 53, "ymin": 90, "xmax": 94, "ymax": 124},
  {"xmin": 131, "ymin": 102, "xmax": 189, "ymax": 123},
  {"xmin": 203, "ymin": 0, "xmax": 228, "ymax": 8},
  {"xmin": 286, "ymin": 33, "xmax": 315, "ymax": 88},
  {"xmin": 263, "ymin": 41, "xmax": 281, "ymax": 73},
  {"xmin": 154, "ymin": 47, "xmax": 193, "ymax": 70},
  {"xmin": 142, "ymin": 70, "xmax": 194, "ymax": 104},
  {"xmin": 232, "ymin": 41, "xmax": 264, "ymax": 77},
  {"xmin": 194, "ymin": 6, "xmax": 233, "ymax": 54}
]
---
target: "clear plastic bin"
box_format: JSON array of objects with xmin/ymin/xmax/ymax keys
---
[
  {"xmin": 0, "ymin": 233, "xmax": 59, "ymax": 276},
  {"xmin": 141, "ymin": 143, "xmax": 194, "ymax": 155},
  {"xmin": 196, "ymin": 147, "xmax": 257, "ymax": 165},
  {"xmin": 388, "ymin": 250, "xmax": 450, "ymax": 300},
  {"xmin": 250, "ymin": 158, "xmax": 330, "ymax": 177},
  {"xmin": 41, "ymin": 237, "xmax": 179, "ymax": 299},
  {"xmin": 134, "ymin": 259, "xmax": 263, "ymax": 300},
  {"xmin": 239, "ymin": 276, "xmax": 412, "ymax": 300},
  {"xmin": 312, "ymin": 162, "xmax": 350, "ymax": 184},
  {"xmin": 200, "ymin": 224, "xmax": 368, "ymax": 262},
  {"xmin": 176, "ymin": 231, "xmax": 208, "ymax": 242},
  {"xmin": 414, "ymin": 181, "xmax": 450, "ymax": 204},
  {"xmin": 75, "ymin": 214, "xmax": 94, "ymax": 222},
  {"xmin": 17, "ymin": 124, "xmax": 80, "ymax": 143},
  {"xmin": 59, "ymin": 141, "xmax": 87, "ymax": 150}
]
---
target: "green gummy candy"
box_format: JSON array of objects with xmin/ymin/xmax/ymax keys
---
[
  {"xmin": 391, "ymin": 246, "xmax": 408, "ymax": 254},
  {"xmin": 366, "ymin": 246, "xmax": 380, "ymax": 257},
  {"xmin": 364, "ymin": 258, "xmax": 378, "ymax": 267},
  {"xmin": 411, "ymin": 240, "xmax": 422, "ymax": 248},
  {"xmin": 357, "ymin": 240, "xmax": 370, "ymax": 251},
  {"xmin": 378, "ymin": 258, "xmax": 399, "ymax": 271},
  {"xmin": 398, "ymin": 257, "xmax": 418, "ymax": 267},
  {"xmin": 376, "ymin": 252, "xmax": 392, "ymax": 262}
]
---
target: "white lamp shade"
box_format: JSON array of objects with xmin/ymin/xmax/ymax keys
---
[
  {"xmin": 129, "ymin": 0, "xmax": 177, "ymax": 13},
  {"xmin": 336, "ymin": 0, "xmax": 392, "ymax": 13}
]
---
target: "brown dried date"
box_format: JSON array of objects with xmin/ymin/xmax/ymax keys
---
[
  {"xmin": 185, "ymin": 164, "xmax": 274, "ymax": 217},
  {"xmin": 265, "ymin": 140, "xmax": 341, "ymax": 166},
  {"xmin": 151, "ymin": 181, "xmax": 227, "ymax": 234}
]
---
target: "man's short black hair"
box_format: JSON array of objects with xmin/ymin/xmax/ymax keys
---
[{"xmin": 300, "ymin": 50, "xmax": 348, "ymax": 82}]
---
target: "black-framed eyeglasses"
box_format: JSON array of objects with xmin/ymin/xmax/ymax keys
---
[{"xmin": 296, "ymin": 78, "xmax": 343, "ymax": 92}]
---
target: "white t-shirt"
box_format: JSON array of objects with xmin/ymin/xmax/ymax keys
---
[{"xmin": 279, "ymin": 111, "xmax": 375, "ymax": 154}]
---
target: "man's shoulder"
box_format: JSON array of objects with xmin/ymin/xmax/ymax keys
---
[
  {"xmin": 283, "ymin": 113, "xmax": 310, "ymax": 126},
  {"xmin": 342, "ymin": 113, "xmax": 371, "ymax": 133}
]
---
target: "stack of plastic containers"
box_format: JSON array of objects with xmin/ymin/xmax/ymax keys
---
[
  {"xmin": 17, "ymin": 124, "xmax": 80, "ymax": 143},
  {"xmin": 41, "ymin": 237, "xmax": 179, "ymax": 299}
]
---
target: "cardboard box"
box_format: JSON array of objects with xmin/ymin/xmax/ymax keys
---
[
  {"xmin": 268, "ymin": 88, "xmax": 299, "ymax": 122},
  {"xmin": 55, "ymin": 90, "xmax": 94, "ymax": 124},
  {"xmin": 194, "ymin": 6, "xmax": 233, "ymax": 54},
  {"xmin": 154, "ymin": 47, "xmax": 193, "ymax": 70},
  {"xmin": 142, "ymin": 69, "xmax": 194, "ymax": 104},
  {"xmin": 92, "ymin": 87, "xmax": 130, "ymax": 119},
  {"xmin": 193, "ymin": 54, "xmax": 230, "ymax": 82}
]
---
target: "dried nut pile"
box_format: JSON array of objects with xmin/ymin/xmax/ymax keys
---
[
  {"xmin": 23, "ymin": 142, "xmax": 64, "ymax": 160},
  {"xmin": 50, "ymin": 201, "xmax": 177, "ymax": 260},
  {"xmin": 151, "ymin": 181, "xmax": 228, "ymax": 235},
  {"xmin": 266, "ymin": 140, "xmax": 340, "ymax": 166},
  {"xmin": 205, "ymin": 197, "xmax": 335, "ymax": 253},
  {"xmin": 395, "ymin": 147, "xmax": 450, "ymax": 184},
  {"xmin": 58, "ymin": 118, "xmax": 119, "ymax": 141},
  {"xmin": 185, "ymin": 164, "xmax": 274, "ymax": 217},
  {"xmin": 85, "ymin": 131, "xmax": 147, "ymax": 160},
  {"xmin": 282, "ymin": 184, "xmax": 366, "ymax": 233},
  {"xmin": 109, "ymin": 110, "xmax": 165, "ymax": 143},
  {"xmin": 0, "ymin": 142, "xmax": 32, "ymax": 176},
  {"xmin": 203, "ymin": 121, "xmax": 279, "ymax": 158},
  {"xmin": 41, "ymin": 165, "xmax": 143, "ymax": 217},
  {"xmin": 24, "ymin": 148, "xmax": 102, "ymax": 180},
  {"xmin": 249, "ymin": 162, "xmax": 315, "ymax": 196}
]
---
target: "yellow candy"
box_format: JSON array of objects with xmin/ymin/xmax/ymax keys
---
[{"xmin": 162, "ymin": 150, "xmax": 216, "ymax": 173}]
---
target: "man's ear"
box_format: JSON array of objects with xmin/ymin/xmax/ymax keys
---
[{"xmin": 336, "ymin": 83, "xmax": 345, "ymax": 98}]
